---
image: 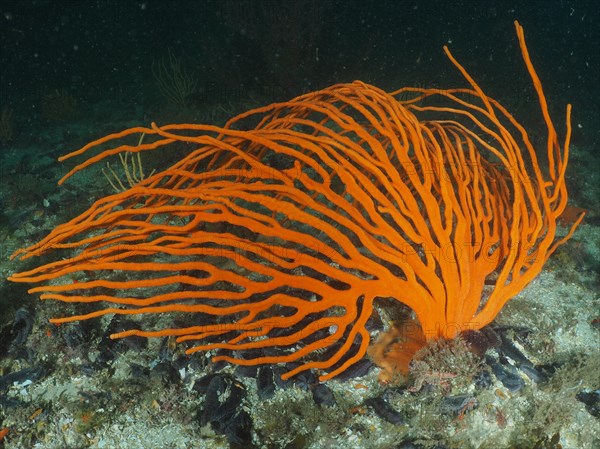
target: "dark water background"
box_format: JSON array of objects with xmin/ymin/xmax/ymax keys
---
[{"xmin": 0, "ymin": 0, "xmax": 597, "ymax": 173}]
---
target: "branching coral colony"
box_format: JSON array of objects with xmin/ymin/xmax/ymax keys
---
[{"xmin": 8, "ymin": 22, "xmax": 584, "ymax": 381}]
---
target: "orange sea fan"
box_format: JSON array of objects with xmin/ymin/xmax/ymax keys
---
[{"xmin": 8, "ymin": 22, "xmax": 583, "ymax": 381}]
